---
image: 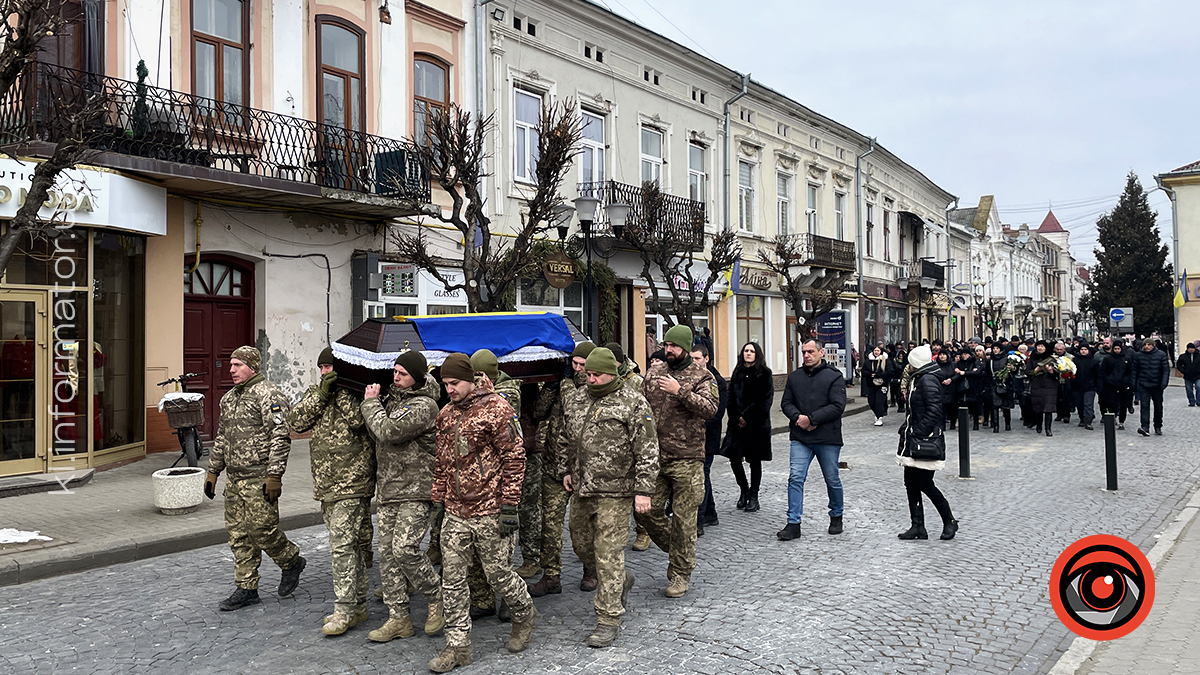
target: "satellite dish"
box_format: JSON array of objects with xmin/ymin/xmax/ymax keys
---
[{"xmin": 953, "ymin": 296, "xmax": 969, "ymax": 309}]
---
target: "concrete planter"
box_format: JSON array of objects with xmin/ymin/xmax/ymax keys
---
[{"xmin": 152, "ymin": 467, "xmax": 206, "ymax": 515}]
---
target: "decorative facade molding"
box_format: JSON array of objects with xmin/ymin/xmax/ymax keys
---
[{"xmin": 406, "ymin": 0, "xmax": 467, "ymax": 32}]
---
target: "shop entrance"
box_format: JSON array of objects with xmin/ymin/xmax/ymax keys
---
[
  {"xmin": 183, "ymin": 257, "xmax": 254, "ymax": 441},
  {"xmin": 0, "ymin": 290, "xmax": 47, "ymax": 477}
]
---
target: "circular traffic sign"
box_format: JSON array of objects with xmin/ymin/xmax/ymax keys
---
[{"xmin": 1109, "ymin": 308, "xmax": 1125, "ymax": 323}]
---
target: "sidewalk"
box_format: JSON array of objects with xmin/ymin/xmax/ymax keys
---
[
  {"xmin": 0, "ymin": 441, "xmax": 322, "ymax": 587},
  {"xmin": 770, "ymin": 388, "xmax": 871, "ymax": 435}
]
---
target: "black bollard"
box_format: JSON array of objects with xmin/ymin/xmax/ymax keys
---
[
  {"xmin": 1103, "ymin": 412, "xmax": 1118, "ymax": 491},
  {"xmin": 958, "ymin": 407, "xmax": 971, "ymax": 479}
]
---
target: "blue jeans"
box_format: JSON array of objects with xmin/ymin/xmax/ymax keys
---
[
  {"xmin": 1186, "ymin": 379, "xmax": 1199, "ymax": 406},
  {"xmin": 787, "ymin": 441, "xmax": 844, "ymax": 523}
]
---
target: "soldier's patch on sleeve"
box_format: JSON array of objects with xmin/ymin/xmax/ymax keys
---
[
  {"xmin": 389, "ymin": 406, "xmax": 411, "ymax": 420},
  {"xmin": 271, "ymin": 403, "xmax": 284, "ymax": 425},
  {"xmin": 709, "ymin": 382, "xmax": 719, "ymax": 399}
]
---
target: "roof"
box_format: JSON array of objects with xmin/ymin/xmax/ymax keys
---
[
  {"xmin": 1171, "ymin": 159, "xmax": 1200, "ymax": 172},
  {"xmin": 1037, "ymin": 210, "xmax": 1066, "ymax": 233},
  {"xmin": 948, "ymin": 207, "xmax": 977, "ymax": 227}
]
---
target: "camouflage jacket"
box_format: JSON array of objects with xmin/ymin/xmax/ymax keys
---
[
  {"xmin": 535, "ymin": 374, "xmax": 585, "ymax": 478},
  {"xmin": 559, "ymin": 385, "xmax": 660, "ymax": 497},
  {"xmin": 209, "ymin": 374, "xmax": 292, "ymax": 479},
  {"xmin": 642, "ymin": 359, "xmax": 719, "ymax": 462},
  {"xmin": 619, "ymin": 359, "xmax": 645, "ymax": 394},
  {"xmin": 492, "ymin": 372, "xmax": 522, "ymax": 416},
  {"xmin": 549, "ymin": 375, "xmax": 592, "ymax": 475},
  {"xmin": 431, "ymin": 379, "xmax": 525, "ymax": 518},
  {"xmin": 288, "ymin": 385, "xmax": 376, "ymax": 502},
  {"xmin": 361, "ymin": 377, "xmax": 440, "ymax": 504}
]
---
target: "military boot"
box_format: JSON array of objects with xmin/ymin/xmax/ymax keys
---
[
  {"xmin": 507, "ymin": 607, "xmax": 538, "ymax": 653},
  {"xmin": 218, "ymin": 587, "xmax": 261, "ymax": 611},
  {"xmin": 631, "ymin": 532, "xmax": 651, "ymax": 551},
  {"xmin": 322, "ymin": 609, "xmax": 368, "ymax": 636},
  {"xmin": 586, "ymin": 623, "xmax": 620, "ymax": 648},
  {"xmin": 425, "ymin": 598, "xmax": 446, "ymax": 636},
  {"xmin": 527, "ymin": 574, "xmax": 562, "ymax": 597},
  {"xmin": 367, "ymin": 616, "xmax": 414, "ymax": 642},
  {"xmin": 515, "ymin": 561, "xmax": 542, "ymax": 579},
  {"xmin": 580, "ymin": 567, "xmax": 598, "ymax": 592},
  {"xmin": 664, "ymin": 577, "xmax": 689, "ymax": 598},
  {"xmin": 428, "ymin": 645, "xmax": 473, "ymax": 673},
  {"xmin": 323, "ymin": 607, "xmax": 368, "ymax": 627},
  {"xmin": 278, "ymin": 556, "xmax": 306, "ymax": 597}
]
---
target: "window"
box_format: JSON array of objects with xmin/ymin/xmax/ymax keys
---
[
  {"xmin": 318, "ymin": 18, "xmax": 364, "ymax": 133},
  {"xmin": 863, "ymin": 302, "xmax": 878, "ymax": 346},
  {"xmin": 513, "ymin": 16, "xmax": 521, "ymax": 30},
  {"xmin": 777, "ymin": 122, "xmax": 788, "ymax": 137},
  {"xmin": 865, "ymin": 203, "xmax": 874, "ymax": 258},
  {"xmin": 834, "ymin": 192, "xmax": 846, "ymax": 240},
  {"xmin": 736, "ymin": 295, "xmax": 766, "ymax": 351},
  {"xmin": 810, "ymin": 136, "xmax": 820, "ymax": 150},
  {"xmin": 883, "ymin": 207, "xmax": 891, "ymax": 262},
  {"xmin": 413, "ymin": 56, "xmax": 448, "ymax": 148},
  {"xmin": 580, "ymin": 111, "xmax": 605, "ymax": 185},
  {"xmin": 584, "ymin": 43, "xmax": 604, "ymax": 62},
  {"xmin": 688, "ymin": 143, "xmax": 706, "ymax": 203},
  {"xmin": 777, "ymin": 173, "xmax": 792, "ymax": 235},
  {"xmin": 640, "ymin": 127, "xmax": 663, "ymax": 185},
  {"xmin": 525, "ymin": 19, "xmax": 537, "ymax": 37},
  {"xmin": 93, "ymin": 232, "xmax": 145, "ymax": 452},
  {"xmin": 514, "ymin": 88, "xmax": 541, "ymax": 183},
  {"xmin": 739, "ymin": 107, "xmax": 754, "ymax": 124},
  {"xmin": 690, "ymin": 87, "xmax": 707, "ymax": 104},
  {"xmin": 643, "ymin": 68, "xmax": 660, "ymax": 85},
  {"xmin": 806, "ymin": 183, "xmax": 819, "ymax": 234},
  {"xmin": 899, "ymin": 217, "xmax": 907, "ymax": 263},
  {"xmin": 884, "ymin": 305, "xmax": 906, "ymax": 345},
  {"xmin": 738, "ymin": 161, "xmax": 754, "ymax": 232},
  {"xmin": 518, "ymin": 278, "xmax": 583, "ymax": 329},
  {"xmin": 192, "ymin": 0, "xmax": 247, "ymax": 118}
]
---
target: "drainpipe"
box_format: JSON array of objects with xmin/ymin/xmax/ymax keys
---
[
  {"xmin": 944, "ymin": 197, "xmax": 957, "ymax": 336},
  {"xmin": 1155, "ymin": 175, "xmax": 1180, "ymax": 342},
  {"xmin": 723, "ymin": 73, "xmax": 750, "ymax": 232},
  {"xmin": 474, "ymin": 0, "xmax": 497, "ymax": 122},
  {"xmin": 854, "ymin": 138, "xmax": 877, "ymax": 295}
]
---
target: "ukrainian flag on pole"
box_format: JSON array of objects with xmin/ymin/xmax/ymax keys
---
[{"xmin": 1175, "ymin": 270, "xmax": 1189, "ymax": 308}]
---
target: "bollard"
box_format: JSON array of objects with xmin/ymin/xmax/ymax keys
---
[
  {"xmin": 958, "ymin": 407, "xmax": 971, "ymax": 479},
  {"xmin": 1103, "ymin": 412, "xmax": 1118, "ymax": 491}
]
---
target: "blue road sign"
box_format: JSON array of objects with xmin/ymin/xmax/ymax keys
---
[{"xmin": 1109, "ymin": 308, "xmax": 1125, "ymax": 323}]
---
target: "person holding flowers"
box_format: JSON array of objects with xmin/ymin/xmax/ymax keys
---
[
  {"xmin": 1025, "ymin": 341, "xmax": 1061, "ymax": 436},
  {"xmin": 987, "ymin": 346, "xmax": 1020, "ymax": 433}
]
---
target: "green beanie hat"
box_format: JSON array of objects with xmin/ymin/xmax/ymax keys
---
[
  {"xmin": 394, "ymin": 350, "xmax": 428, "ymax": 386},
  {"xmin": 584, "ymin": 347, "xmax": 619, "ymax": 376},
  {"xmin": 603, "ymin": 341, "xmax": 625, "ymax": 364},
  {"xmin": 572, "ymin": 341, "xmax": 597, "ymax": 359},
  {"xmin": 663, "ymin": 324, "xmax": 693, "ymax": 349},
  {"xmin": 470, "ymin": 348, "xmax": 500, "ymax": 380},
  {"xmin": 317, "ymin": 346, "xmax": 336, "ymax": 366}
]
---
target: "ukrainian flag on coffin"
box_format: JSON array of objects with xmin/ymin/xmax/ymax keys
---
[{"xmin": 1175, "ymin": 270, "xmax": 1190, "ymax": 309}]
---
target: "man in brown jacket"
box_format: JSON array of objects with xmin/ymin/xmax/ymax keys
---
[
  {"xmin": 427, "ymin": 353, "xmax": 536, "ymax": 673},
  {"xmin": 636, "ymin": 325, "xmax": 718, "ymax": 598}
]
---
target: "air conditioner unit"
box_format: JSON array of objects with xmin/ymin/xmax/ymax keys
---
[{"xmin": 374, "ymin": 149, "xmax": 423, "ymax": 196}]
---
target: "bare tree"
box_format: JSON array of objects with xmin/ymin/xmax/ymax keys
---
[
  {"xmin": 978, "ymin": 298, "xmax": 1008, "ymax": 339},
  {"xmin": 756, "ymin": 234, "xmax": 848, "ymax": 342},
  {"xmin": 390, "ymin": 100, "xmax": 582, "ymax": 312},
  {"xmin": 624, "ymin": 181, "xmax": 740, "ymax": 333}
]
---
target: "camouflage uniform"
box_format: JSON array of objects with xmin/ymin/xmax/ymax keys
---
[
  {"xmin": 536, "ymin": 374, "xmax": 588, "ymax": 576},
  {"xmin": 288, "ymin": 384, "xmax": 376, "ymax": 615},
  {"xmin": 209, "ymin": 373, "xmax": 301, "ymax": 590},
  {"xmin": 618, "ymin": 359, "xmax": 647, "ymax": 541},
  {"xmin": 635, "ymin": 359, "xmax": 718, "ymax": 585},
  {"xmin": 431, "ymin": 379, "xmax": 534, "ymax": 648},
  {"xmin": 560, "ymin": 384, "xmax": 659, "ymax": 626},
  {"xmin": 362, "ymin": 377, "xmax": 443, "ymax": 620},
  {"xmin": 516, "ymin": 402, "xmax": 546, "ymax": 566},
  {"xmin": 467, "ymin": 373, "xmax": 522, "ymax": 612}
]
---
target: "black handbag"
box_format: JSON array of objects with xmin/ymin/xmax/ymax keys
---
[
  {"xmin": 872, "ymin": 377, "xmax": 885, "ymax": 387},
  {"xmin": 902, "ymin": 428, "xmax": 946, "ymax": 461}
]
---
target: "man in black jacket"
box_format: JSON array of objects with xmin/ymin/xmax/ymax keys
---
[
  {"xmin": 691, "ymin": 345, "xmax": 727, "ymax": 533},
  {"xmin": 1178, "ymin": 343, "xmax": 1200, "ymax": 407},
  {"xmin": 778, "ymin": 339, "xmax": 847, "ymax": 541},
  {"xmin": 1131, "ymin": 339, "xmax": 1171, "ymax": 436}
]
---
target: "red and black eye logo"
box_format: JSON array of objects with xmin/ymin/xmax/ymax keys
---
[{"xmin": 1049, "ymin": 534, "xmax": 1154, "ymax": 640}]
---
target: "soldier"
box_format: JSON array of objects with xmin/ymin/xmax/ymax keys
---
[
  {"xmin": 605, "ymin": 341, "xmax": 643, "ymax": 393},
  {"xmin": 635, "ymin": 325, "xmax": 718, "ymax": 598},
  {"xmin": 527, "ymin": 341, "xmax": 595, "ymax": 597},
  {"xmin": 514, "ymin": 381, "xmax": 547, "ymax": 580},
  {"xmin": 203, "ymin": 345, "xmax": 305, "ymax": 611},
  {"xmin": 427, "ymin": 353, "xmax": 536, "ymax": 673},
  {"xmin": 288, "ymin": 347, "xmax": 376, "ymax": 636},
  {"xmin": 560, "ymin": 348, "xmax": 659, "ymax": 647},
  {"xmin": 360, "ymin": 350, "xmax": 446, "ymax": 642}
]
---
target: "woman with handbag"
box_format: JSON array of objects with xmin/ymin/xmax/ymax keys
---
[
  {"xmin": 1026, "ymin": 341, "xmax": 1059, "ymax": 436},
  {"xmin": 936, "ymin": 349, "xmax": 959, "ymax": 430},
  {"xmin": 726, "ymin": 342, "xmax": 774, "ymax": 513},
  {"xmin": 864, "ymin": 346, "xmax": 890, "ymax": 426},
  {"xmin": 896, "ymin": 344, "xmax": 958, "ymax": 541},
  {"xmin": 987, "ymin": 346, "xmax": 1017, "ymax": 433}
]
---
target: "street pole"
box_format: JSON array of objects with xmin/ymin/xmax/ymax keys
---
[
  {"xmin": 957, "ymin": 407, "xmax": 971, "ymax": 479},
  {"xmin": 585, "ymin": 226, "xmax": 598, "ymax": 341},
  {"xmin": 1103, "ymin": 412, "xmax": 1118, "ymax": 491}
]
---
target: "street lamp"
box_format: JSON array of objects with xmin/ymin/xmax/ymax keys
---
[
  {"xmin": 972, "ymin": 277, "xmax": 986, "ymax": 337},
  {"xmin": 1005, "ymin": 223, "xmax": 1031, "ymax": 337},
  {"xmin": 569, "ymin": 196, "xmax": 630, "ymax": 341}
]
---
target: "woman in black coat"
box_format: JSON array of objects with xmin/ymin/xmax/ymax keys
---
[
  {"xmin": 896, "ymin": 344, "xmax": 957, "ymax": 540},
  {"xmin": 954, "ymin": 349, "xmax": 984, "ymax": 430},
  {"xmin": 1025, "ymin": 340, "xmax": 1060, "ymax": 436},
  {"xmin": 987, "ymin": 346, "xmax": 1016, "ymax": 433},
  {"xmin": 935, "ymin": 350, "xmax": 958, "ymax": 429},
  {"xmin": 726, "ymin": 341, "xmax": 774, "ymax": 513},
  {"xmin": 863, "ymin": 345, "xmax": 891, "ymax": 425},
  {"xmin": 1099, "ymin": 341, "xmax": 1132, "ymax": 429}
]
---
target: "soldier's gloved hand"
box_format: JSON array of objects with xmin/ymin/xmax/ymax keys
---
[
  {"xmin": 204, "ymin": 472, "xmax": 218, "ymax": 500},
  {"xmin": 318, "ymin": 370, "xmax": 339, "ymax": 400},
  {"xmin": 263, "ymin": 475, "xmax": 283, "ymax": 503},
  {"xmin": 430, "ymin": 502, "xmax": 445, "ymax": 523},
  {"xmin": 498, "ymin": 504, "xmax": 519, "ymax": 538}
]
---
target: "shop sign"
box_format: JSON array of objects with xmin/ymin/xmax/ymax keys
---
[
  {"xmin": 426, "ymin": 268, "xmax": 466, "ymax": 300},
  {"xmin": 0, "ymin": 158, "xmax": 166, "ymax": 235},
  {"xmin": 738, "ymin": 266, "xmax": 773, "ymax": 291},
  {"xmin": 542, "ymin": 252, "xmax": 576, "ymax": 289}
]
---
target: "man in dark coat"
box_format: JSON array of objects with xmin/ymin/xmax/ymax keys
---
[
  {"xmin": 1071, "ymin": 344, "xmax": 1098, "ymax": 430},
  {"xmin": 1177, "ymin": 343, "xmax": 1200, "ymax": 407},
  {"xmin": 1131, "ymin": 338, "xmax": 1171, "ymax": 436},
  {"xmin": 691, "ymin": 344, "xmax": 727, "ymax": 532}
]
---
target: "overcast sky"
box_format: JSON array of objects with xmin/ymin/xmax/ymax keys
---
[{"xmin": 596, "ymin": 0, "xmax": 1199, "ymax": 265}]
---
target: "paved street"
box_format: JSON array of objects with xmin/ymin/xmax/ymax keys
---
[{"xmin": 1, "ymin": 386, "xmax": 1197, "ymax": 675}]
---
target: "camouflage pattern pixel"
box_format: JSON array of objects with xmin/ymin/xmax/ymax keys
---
[
  {"xmin": 358, "ymin": 498, "xmax": 374, "ymax": 568},
  {"xmin": 466, "ymin": 534, "xmax": 515, "ymax": 611},
  {"xmin": 641, "ymin": 361, "xmax": 719, "ymax": 462},
  {"xmin": 322, "ymin": 497, "xmax": 370, "ymax": 614},
  {"xmin": 550, "ymin": 378, "xmax": 593, "ymax": 475},
  {"xmin": 537, "ymin": 475, "xmax": 572, "ymax": 576},
  {"xmin": 492, "ymin": 372, "xmax": 522, "ymax": 420},
  {"xmin": 571, "ymin": 496, "xmax": 634, "ymax": 626},
  {"xmin": 557, "ymin": 385, "xmax": 659, "ymax": 498},
  {"xmin": 209, "ymin": 374, "xmax": 293, "ymax": 479},
  {"xmin": 378, "ymin": 501, "xmax": 441, "ymax": 619},
  {"xmin": 633, "ymin": 459, "xmax": 704, "ymax": 582},
  {"xmin": 430, "ymin": 379, "xmax": 525, "ymax": 518},
  {"xmin": 440, "ymin": 513, "xmax": 534, "ymax": 648},
  {"xmin": 361, "ymin": 378, "xmax": 440, "ymax": 504},
  {"xmin": 517, "ymin": 449, "xmax": 542, "ymax": 564},
  {"xmin": 289, "ymin": 385, "xmax": 376, "ymax": 502},
  {"xmin": 619, "ymin": 358, "xmax": 644, "ymax": 394},
  {"xmin": 223, "ymin": 475, "xmax": 301, "ymax": 589}
]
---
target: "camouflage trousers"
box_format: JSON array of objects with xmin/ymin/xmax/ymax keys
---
[
  {"xmin": 224, "ymin": 475, "xmax": 301, "ymax": 590},
  {"xmin": 538, "ymin": 475, "xmax": 573, "ymax": 576},
  {"xmin": 322, "ymin": 497, "xmax": 370, "ymax": 614},
  {"xmin": 466, "ymin": 533, "xmax": 513, "ymax": 611},
  {"xmin": 633, "ymin": 459, "xmax": 704, "ymax": 582},
  {"xmin": 517, "ymin": 452, "xmax": 543, "ymax": 564},
  {"xmin": 378, "ymin": 501, "xmax": 442, "ymax": 620},
  {"xmin": 427, "ymin": 506, "xmax": 443, "ymax": 561},
  {"xmin": 571, "ymin": 496, "xmax": 634, "ymax": 626},
  {"xmin": 358, "ymin": 498, "xmax": 375, "ymax": 568},
  {"xmin": 441, "ymin": 513, "xmax": 535, "ymax": 648}
]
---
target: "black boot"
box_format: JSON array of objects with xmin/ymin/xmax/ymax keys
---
[
  {"xmin": 1004, "ymin": 411, "xmax": 1011, "ymax": 431},
  {"xmin": 219, "ymin": 587, "xmax": 261, "ymax": 611},
  {"xmin": 744, "ymin": 489, "xmax": 760, "ymax": 513},
  {"xmin": 898, "ymin": 501, "xmax": 928, "ymax": 540},
  {"xmin": 278, "ymin": 556, "xmax": 306, "ymax": 597},
  {"xmin": 940, "ymin": 519, "xmax": 959, "ymax": 540},
  {"xmin": 992, "ymin": 421, "xmax": 999, "ymax": 434},
  {"xmin": 973, "ymin": 418, "xmax": 980, "ymax": 431},
  {"xmin": 736, "ymin": 487, "xmax": 749, "ymax": 510}
]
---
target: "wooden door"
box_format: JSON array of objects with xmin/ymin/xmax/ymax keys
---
[{"xmin": 184, "ymin": 258, "xmax": 254, "ymax": 441}]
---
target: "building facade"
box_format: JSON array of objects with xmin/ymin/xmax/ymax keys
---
[{"xmin": 1157, "ymin": 160, "xmax": 1200, "ymax": 343}]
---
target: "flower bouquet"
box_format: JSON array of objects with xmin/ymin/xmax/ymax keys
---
[
  {"xmin": 1054, "ymin": 355, "xmax": 1077, "ymax": 381},
  {"xmin": 996, "ymin": 352, "xmax": 1025, "ymax": 384}
]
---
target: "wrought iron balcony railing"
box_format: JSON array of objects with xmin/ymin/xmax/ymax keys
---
[
  {"xmin": 898, "ymin": 259, "xmax": 946, "ymax": 289},
  {"xmin": 577, "ymin": 180, "xmax": 705, "ymax": 249},
  {"xmin": 779, "ymin": 233, "xmax": 856, "ymax": 271},
  {"xmin": 0, "ymin": 62, "xmax": 430, "ymax": 203}
]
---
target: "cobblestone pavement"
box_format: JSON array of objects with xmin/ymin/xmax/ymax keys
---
[{"xmin": 2, "ymin": 388, "xmax": 1197, "ymax": 675}]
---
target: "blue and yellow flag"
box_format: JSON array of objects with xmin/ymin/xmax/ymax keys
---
[{"xmin": 1174, "ymin": 269, "xmax": 1188, "ymax": 308}]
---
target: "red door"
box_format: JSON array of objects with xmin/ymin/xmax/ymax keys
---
[{"xmin": 184, "ymin": 257, "xmax": 254, "ymax": 441}]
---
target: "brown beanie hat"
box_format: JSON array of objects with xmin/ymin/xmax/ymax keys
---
[
  {"xmin": 231, "ymin": 345, "xmax": 261, "ymax": 372},
  {"xmin": 439, "ymin": 353, "xmax": 475, "ymax": 382},
  {"xmin": 394, "ymin": 350, "xmax": 428, "ymax": 386},
  {"xmin": 603, "ymin": 341, "xmax": 625, "ymax": 364},
  {"xmin": 317, "ymin": 346, "xmax": 336, "ymax": 366}
]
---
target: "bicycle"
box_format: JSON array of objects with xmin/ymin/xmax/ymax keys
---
[{"xmin": 156, "ymin": 372, "xmax": 208, "ymax": 467}]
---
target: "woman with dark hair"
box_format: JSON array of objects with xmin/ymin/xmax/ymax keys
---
[
  {"xmin": 863, "ymin": 345, "xmax": 891, "ymax": 426},
  {"xmin": 725, "ymin": 341, "xmax": 774, "ymax": 513},
  {"xmin": 1099, "ymin": 341, "xmax": 1132, "ymax": 430},
  {"xmin": 987, "ymin": 345, "xmax": 1016, "ymax": 433},
  {"xmin": 935, "ymin": 349, "xmax": 958, "ymax": 430},
  {"xmin": 1026, "ymin": 340, "xmax": 1059, "ymax": 436}
]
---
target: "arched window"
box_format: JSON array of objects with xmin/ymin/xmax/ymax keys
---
[
  {"xmin": 185, "ymin": 260, "xmax": 250, "ymax": 297},
  {"xmin": 317, "ymin": 18, "xmax": 365, "ymax": 133},
  {"xmin": 413, "ymin": 55, "xmax": 448, "ymax": 147}
]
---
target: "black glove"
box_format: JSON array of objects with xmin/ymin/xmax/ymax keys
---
[
  {"xmin": 204, "ymin": 472, "xmax": 218, "ymax": 500},
  {"xmin": 430, "ymin": 502, "xmax": 445, "ymax": 523},
  {"xmin": 498, "ymin": 504, "xmax": 519, "ymax": 538},
  {"xmin": 318, "ymin": 370, "xmax": 338, "ymax": 400}
]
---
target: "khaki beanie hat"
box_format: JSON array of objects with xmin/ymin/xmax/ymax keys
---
[
  {"xmin": 585, "ymin": 347, "xmax": 620, "ymax": 376},
  {"xmin": 471, "ymin": 349, "xmax": 500, "ymax": 381},
  {"xmin": 663, "ymin": 324, "xmax": 693, "ymax": 349},
  {"xmin": 317, "ymin": 346, "xmax": 336, "ymax": 366},
  {"xmin": 572, "ymin": 341, "xmax": 597, "ymax": 359}
]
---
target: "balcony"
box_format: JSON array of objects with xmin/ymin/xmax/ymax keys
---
[
  {"xmin": 1, "ymin": 63, "xmax": 431, "ymax": 219},
  {"xmin": 779, "ymin": 233, "xmax": 856, "ymax": 271},
  {"xmin": 897, "ymin": 259, "xmax": 945, "ymax": 290},
  {"xmin": 577, "ymin": 180, "xmax": 704, "ymax": 250},
  {"xmin": 1015, "ymin": 294, "xmax": 1034, "ymax": 308}
]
